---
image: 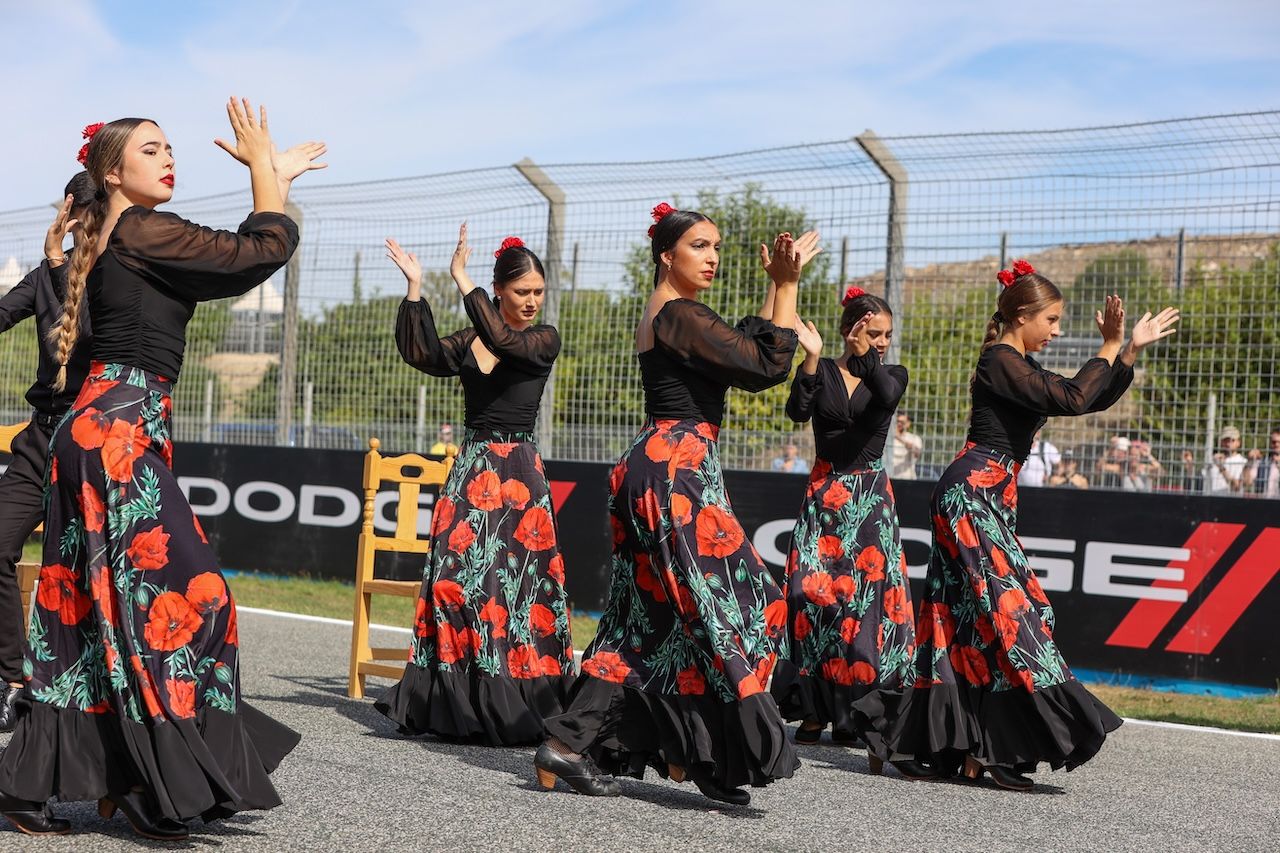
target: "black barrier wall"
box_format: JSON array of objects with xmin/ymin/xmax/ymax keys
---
[{"xmin": 159, "ymin": 443, "xmax": 1279, "ymax": 688}]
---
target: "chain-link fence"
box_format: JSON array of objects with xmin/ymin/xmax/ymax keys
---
[{"xmin": 2, "ymin": 111, "xmax": 1278, "ymax": 496}]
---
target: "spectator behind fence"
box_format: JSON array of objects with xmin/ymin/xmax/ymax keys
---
[
  {"xmin": 1245, "ymin": 426, "xmax": 1280, "ymax": 498},
  {"xmin": 1179, "ymin": 449, "xmax": 1205, "ymax": 493},
  {"xmin": 1096, "ymin": 435, "xmax": 1129, "ymax": 489},
  {"xmin": 1047, "ymin": 449, "xmax": 1089, "ymax": 489},
  {"xmin": 1122, "ymin": 439, "xmax": 1162, "ymax": 492},
  {"xmin": 1206, "ymin": 425, "xmax": 1247, "ymax": 495},
  {"xmin": 890, "ymin": 411, "xmax": 922, "ymax": 480},
  {"xmin": 1018, "ymin": 430, "xmax": 1060, "ymax": 488},
  {"xmin": 771, "ymin": 439, "xmax": 810, "ymax": 474},
  {"xmin": 429, "ymin": 422, "xmax": 459, "ymax": 456}
]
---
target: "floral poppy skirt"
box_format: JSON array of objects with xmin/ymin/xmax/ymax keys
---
[
  {"xmin": 769, "ymin": 458, "xmax": 917, "ymax": 757},
  {"xmin": 0, "ymin": 362, "xmax": 298, "ymax": 821},
  {"xmin": 375, "ymin": 429, "xmax": 574, "ymax": 745},
  {"xmin": 855, "ymin": 444, "xmax": 1121, "ymax": 773},
  {"xmin": 543, "ymin": 418, "xmax": 798, "ymax": 790}
]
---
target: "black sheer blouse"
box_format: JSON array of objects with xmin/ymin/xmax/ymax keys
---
[
  {"xmin": 968, "ymin": 343, "xmax": 1134, "ymax": 461},
  {"xmin": 786, "ymin": 351, "xmax": 908, "ymax": 470},
  {"xmin": 89, "ymin": 206, "xmax": 299, "ymax": 378},
  {"xmin": 395, "ymin": 289, "xmax": 560, "ymax": 433},
  {"xmin": 639, "ymin": 299, "xmax": 797, "ymax": 426}
]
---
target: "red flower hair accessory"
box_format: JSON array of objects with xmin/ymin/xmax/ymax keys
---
[
  {"xmin": 842, "ymin": 286, "xmax": 866, "ymax": 306},
  {"xmin": 494, "ymin": 236, "xmax": 525, "ymax": 258},
  {"xmin": 76, "ymin": 122, "xmax": 105, "ymax": 166},
  {"xmin": 997, "ymin": 259, "xmax": 1037, "ymax": 287},
  {"xmin": 647, "ymin": 202, "xmax": 676, "ymax": 238}
]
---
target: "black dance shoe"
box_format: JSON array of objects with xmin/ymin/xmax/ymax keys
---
[
  {"xmin": 99, "ymin": 791, "xmax": 189, "ymax": 840},
  {"xmin": 0, "ymin": 794, "xmax": 71, "ymax": 836},
  {"xmin": 533, "ymin": 743, "xmax": 621, "ymax": 797},
  {"xmin": 830, "ymin": 728, "xmax": 864, "ymax": 748},
  {"xmin": 0, "ymin": 683, "xmax": 21, "ymax": 732},
  {"xmin": 962, "ymin": 756, "xmax": 1034, "ymax": 792},
  {"xmin": 868, "ymin": 755, "xmax": 938, "ymax": 780},
  {"xmin": 690, "ymin": 770, "xmax": 751, "ymax": 806},
  {"xmin": 793, "ymin": 723, "xmax": 824, "ymax": 744}
]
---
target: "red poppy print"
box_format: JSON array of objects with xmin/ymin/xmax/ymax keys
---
[
  {"xmin": 488, "ymin": 442, "xmax": 516, "ymax": 458},
  {"xmin": 924, "ymin": 601, "xmax": 955, "ymax": 648},
  {"xmin": 144, "ymin": 592, "xmax": 203, "ymax": 652},
  {"xmin": 998, "ymin": 587, "xmax": 1030, "ymax": 615},
  {"xmin": 433, "ymin": 579, "xmax": 466, "ymax": 610},
  {"xmin": 75, "ymin": 377, "xmax": 119, "ymax": 409},
  {"xmin": 78, "ymin": 483, "xmax": 105, "ymax": 533},
  {"xmin": 934, "ymin": 514, "xmax": 959, "ymax": 558},
  {"xmin": 126, "ymin": 526, "xmax": 170, "ymax": 570},
  {"xmin": 634, "ymin": 555, "xmax": 668, "ymax": 602},
  {"xmin": 817, "ymin": 535, "xmax": 843, "ymax": 561},
  {"xmin": 1002, "ymin": 479, "xmax": 1018, "ymax": 510},
  {"xmin": 507, "ymin": 645, "xmax": 541, "ymax": 678},
  {"xmin": 966, "ymin": 459, "xmax": 1006, "ymax": 489},
  {"xmin": 694, "ymin": 505, "xmax": 744, "ymax": 559},
  {"xmin": 185, "ymin": 572, "xmax": 228, "ymax": 614},
  {"xmin": 610, "ymin": 515, "xmax": 627, "ymax": 546},
  {"xmin": 955, "ymin": 516, "xmax": 981, "ymax": 549},
  {"xmin": 136, "ymin": 664, "xmax": 164, "ymax": 718},
  {"xmin": 225, "ymin": 603, "xmax": 239, "ymax": 646},
  {"xmin": 1025, "ymin": 572, "xmax": 1050, "ymax": 605},
  {"xmin": 514, "ymin": 507, "xmax": 556, "ymax": 551},
  {"xmin": 431, "ymin": 497, "xmax": 456, "ymax": 536},
  {"xmin": 192, "ymin": 513, "xmax": 208, "ymax": 544},
  {"xmin": 90, "ymin": 568, "xmax": 117, "ymax": 627},
  {"xmin": 500, "ymin": 478, "xmax": 531, "ymax": 509},
  {"xmin": 547, "ymin": 553, "xmax": 565, "ymax": 586},
  {"xmin": 37, "ymin": 564, "xmax": 92, "ymax": 626},
  {"xmin": 675, "ymin": 586, "xmax": 697, "ymax": 618},
  {"xmin": 529, "ymin": 602, "xmax": 558, "ymax": 637},
  {"xmin": 1000, "ymin": 656, "xmax": 1035, "ymax": 692},
  {"xmin": 643, "ymin": 429, "xmax": 677, "ymax": 463},
  {"xmin": 581, "ymin": 651, "xmax": 631, "ymax": 683},
  {"xmin": 414, "ymin": 597, "xmax": 435, "ymax": 638},
  {"xmin": 676, "ymin": 665, "xmax": 706, "ymax": 695},
  {"xmin": 71, "ymin": 408, "xmax": 111, "ymax": 450},
  {"xmin": 802, "ymin": 571, "xmax": 837, "ymax": 606},
  {"xmin": 883, "ymin": 586, "xmax": 909, "ymax": 624},
  {"xmin": 634, "ymin": 489, "xmax": 662, "ymax": 531},
  {"xmin": 539, "ymin": 656, "xmax": 563, "ymax": 676},
  {"xmin": 795, "ymin": 612, "xmax": 812, "ymax": 640},
  {"xmin": 736, "ymin": 673, "xmax": 763, "ymax": 699},
  {"xmin": 851, "ymin": 661, "xmax": 877, "ymax": 684},
  {"xmin": 670, "ymin": 493, "xmax": 693, "ymax": 525},
  {"xmin": 667, "ymin": 433, "xmax": 707, "ymax": 478},
  {"xmin": 840, "ymin": 616, "xmax": 860, "ymax": 643},
  {"xmin": 764, "ymin": 599, "xmax": 787, "ymax": 638},
  {"xmin": 694, "ymin": 422, "xmax": 718, "ymax": 441},
  {"xmin": 950, "ymin": 645, "xmax": 991, "ymax": 685},
  {"xmin": 992, "ymin": 611, "xmax": 1020, "ymax": 649},
  {"xmin": 479, "ymin": 597, "xmax": 508, "ymax": 638},
  {"xmin": 855, "ymin": 546, "xmax": 886, "ymax": 581},
  {"xmin": 975, "ymin": 614, "xmax": 997, "ymax": 646},
  {"xmin": 448, "ymin": 520, "xmax": 477, "ymax": 553},
  {"xmin": 436, "ymin": 624, "xmax": 465, "ymax": 664},
  {"xmin": 822, "ymin": 480, "xmax": 851, "ymax": 510},
  {"xmin": 991, "ymin": 547, "xmax": 1012, "ymax": 578},
  {"xmin": 833, "ymin": 574, "xmax": 855, "ymax": 602},
  {"xmin": 466, "ymin": 470, "xmax": 503, "ymax": 511},
  {"xmin": 165, "ymin": 678, "xmax": 197, "ymax": 719},
  {"xmin": 821, "ymin": 658, "xmax": 856, "ymax": 686},
  {"xmin": 101, "ymin": 418, "xmax": 150, "ymax": 482},
  {"xmin": 609, "ymin": 460, "xmax": 627, "ymax": 495},
  {"xmin": 754, "ymin": 654, "xmax": 775, "ymax": 687}
]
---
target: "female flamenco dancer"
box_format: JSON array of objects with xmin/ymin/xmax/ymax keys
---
[
  {"xmin": 0, "ymin": 101, "xmax": 325, "ymax": 838},
  {"xmin": 860, "ymin": 260, "xmax": 1179, "ymax": 791},
  {"xmin": 768, "ymin": 286, "xmax": 933, "ymax": 780},
  {"xmin": 375, "ymin": 223, "xmax": 574, "ymax": 745},
  {"xmin": 534, "ymin": 204, "xmax": 818, "ymax": 806},
  {"xmin": 0, "ymin": 172, "xmax": 96, "ymax": 735}
]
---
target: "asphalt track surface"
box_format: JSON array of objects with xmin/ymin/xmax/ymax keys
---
[{"xmin": 1, "ymin": 608, "xmax": 1277, "ymax": 851}]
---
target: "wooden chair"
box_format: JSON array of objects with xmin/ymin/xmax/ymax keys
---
[
  {"xmin": 0, "ymin": 422, "xmax": 42, "ymax": 625},
  {"xmin": 348, "ymin": 437, "xmax": 456, "ymax": 699}
]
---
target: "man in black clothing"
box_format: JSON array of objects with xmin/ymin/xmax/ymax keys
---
[{"xmin": 0, "ymin": 174, "xmax": 94, "ymax": 731}]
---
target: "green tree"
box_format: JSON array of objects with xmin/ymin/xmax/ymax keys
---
[{"xmin": 172, "ymin": 299, "xmax": 233, "ymax": 423}]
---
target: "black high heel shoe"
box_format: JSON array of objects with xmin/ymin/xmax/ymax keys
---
[
  {"xmin": 689, "ymin": 769, "xmax": 751, "ymax": 806},
  {"xmin": 867, "ymin": 755, "xmax": 938, "ymax": 780},
  {"xmin": 0, "ymin": 794, "xmax": 71, "ymax": 836},
  {"xmin": 533, "ymin": 743, "xmax": 621, "ymax": 797},
  {"xmin": 794, "ymin": 722, "xmax": 824, "ymax": 744},
  {"xmin": 99, "ymin": 790, "xmax": 189, "ymax": 841},
  {"xmin": 962, "ymin": 755, "xmax": 1034, "ymax": 791},
  {"xmin": 830, "ymin": 728, "xmax": 864, "ymax": 748}
]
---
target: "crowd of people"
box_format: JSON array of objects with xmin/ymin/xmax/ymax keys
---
[{"xmin": 0, "ymin": 101, "xmax": 1204, "ymax": 839}]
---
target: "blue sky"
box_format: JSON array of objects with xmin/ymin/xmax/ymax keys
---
[{"xmin": 2, "ymin": 0, "xmax": 1278, "ymax": 209}]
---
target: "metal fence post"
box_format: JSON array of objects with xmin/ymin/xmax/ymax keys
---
[
  {"xmin": 855, "ymin": 131, "xmax": 907, "ymax": 360},
  {"xmin": 514, "ymin": 158, "xmax": 565, "ymax": 457},
  {"xmin": 1175, "ymin": 227, "xmax": 1186, "ymax": 292},
  {"xmin": 275, "ymin": 202, "xmax": 302, "ymax": 446}
]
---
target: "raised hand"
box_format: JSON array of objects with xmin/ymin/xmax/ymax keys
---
[
  {"xmin": 794, "ymin": 317, "xmax": 823, "ymax": 356},
  {"xmin": 1095, "ymin": 294, "xmax": 1125, "ymax": 344},
  {"xmin": 760, "ymin": 230, "xmax": 823, "ymax": 287},
  {"xmin": 844, "ymin": 311, "xmax": 875, "ymax": 356},
  {"xmin": 273, "ymin": 141, "xmax": 328, "ymax": 183},
  {"xmin": 214, "ymin": 97, "xmax": 275, "ymax": 167},
  {"xmin": 44, "ymin": 195, "xmax": 78, "ymax": 262},
  {"xmin": 385, "ymin": 238, "xmax": 422, "ymax": 298},
  {"xmin": 450, "ymin": 222, "xmax": 476, "ymax": 294},
  {"xmin": 1130, "ymin": 306, "xmax": 1180, "ymax": 350}
]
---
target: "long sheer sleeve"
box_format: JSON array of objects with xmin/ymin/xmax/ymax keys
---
[
  {"xmin": 0, "ymin": 267, "xmax": 37, "ymax": 333},
  {"xmin": 653, "ymin": 300, "xmax": 798, "ymax": 393},
  {"xmin": 786, "ymin": 368, "xmax": 822, "ymax": 423},
  {"xmin": 1087, "ymin": 359, "xmax": 1134, "ymax": 413},
  {"xmin": 462, "ymin": 289, "xmax": 560, "ymax": 374},
  {"xmin": 396, "ymin": 298, "xmax": 473, "ymax": 377},
  {"xmin": 111, "ymin": 207, "xmax": 299, "ymax": 301},
  {"xmin": 846, "ymin": 350, "xmax": 908, "ymax": 408},
  {"xmin": 976, "ymin": 347, "xmax": 1120, "ymax": 416}
]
